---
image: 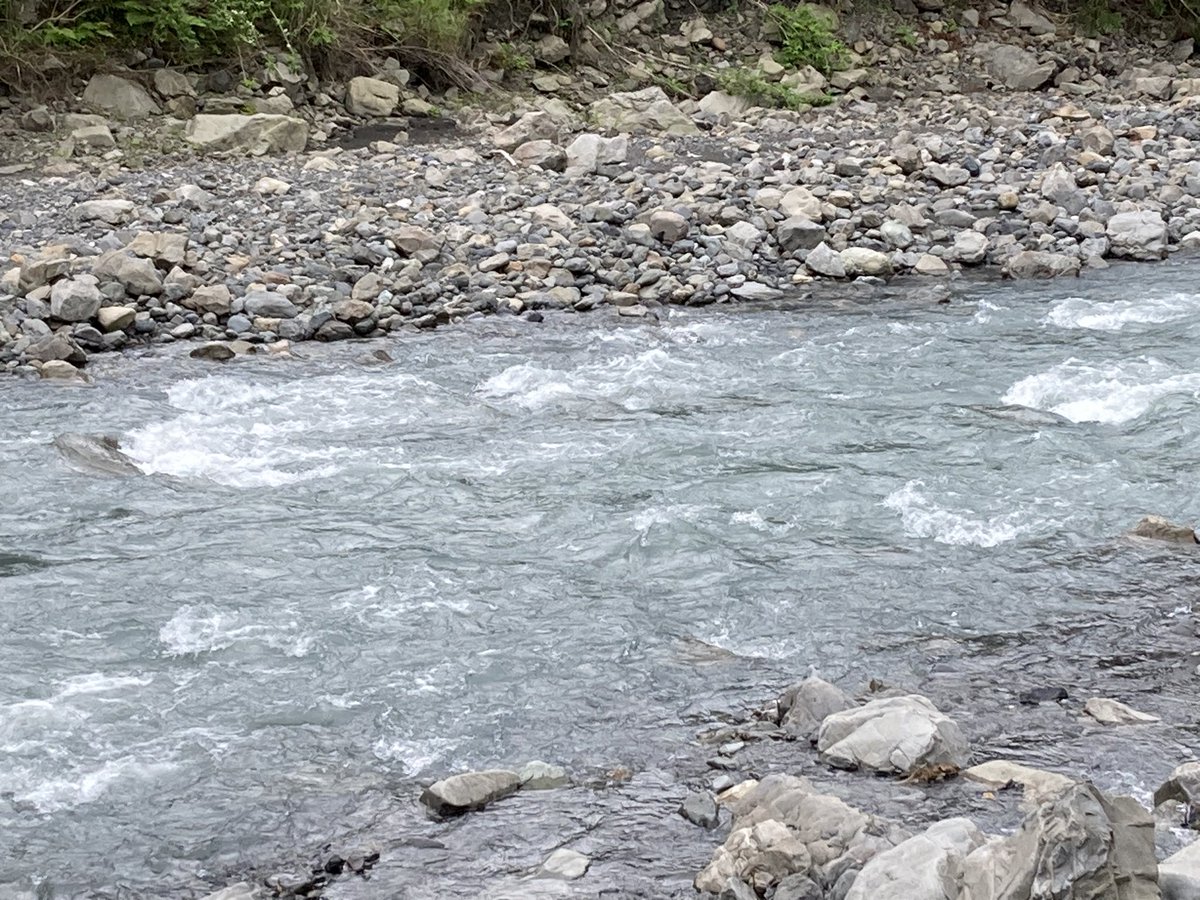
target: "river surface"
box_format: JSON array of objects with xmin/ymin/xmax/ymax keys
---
[{"xmin": 3, "ymin": 264, "xmax": 1200, "ymax": 899}]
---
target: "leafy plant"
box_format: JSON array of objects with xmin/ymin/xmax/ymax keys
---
[
  {"xmin": 1075, "ymin": 0, "xmax": 1123, "ymax": 34},
  {"xmin": 491, "ymin": 41, "xmax": 531, "ymax": 71},
  {"xmin": 895, "ymin": 23, "xmax": 917, "ymax": 48},
  {"xmin": 717, "ymin": 66, "xmax": 831, "ymax": 110},
  {"xmin": 767, "ymin": 3, "xmax": 848, "ymax": 76}
]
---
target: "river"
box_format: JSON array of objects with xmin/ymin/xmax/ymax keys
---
[{"xmin": 3, "ymin": 263, "xmax": 1199, "ymax": 898}]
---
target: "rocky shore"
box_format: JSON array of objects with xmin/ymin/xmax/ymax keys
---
[{"xmin": 4, "ymin": 0, "xmax": 1200, "ymax": 378}]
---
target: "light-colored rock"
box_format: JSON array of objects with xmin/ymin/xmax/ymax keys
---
[
  {"xmin": 727, "ymin": 221, "xmax": 763, "ymax": 248},
  {"xmin": 83, "ymin": 73, "xmax": 160, "ymax": 119},
  {"xmin": 97, "ymin": 306, "xmax": 136, "ymax": 332},
  {"xmin": 565, "ymin": 133, "xmax": 628, "ymax": 173},
  {"xmin": 185, "ymin": 114, "xmax": 308, "ymax": 155},
  {"xmin": 1008, "ymin": 0, "xmax": 1056, "ymax": 34},
  {"xmin": 1107, "ymin": 211, "xmax": 1168, "ymax": 260},
  {"xmin": 1130, "ymin": 515, "xmax": 1197, "ymax": 543},
  {"xmin": 528, "ymin": 203, "xmax": 572, "ymax": 233},
  {"xmin": 126, "ymin": 232, "xmax": 187, "ymax": 267},
  {"xmin": 1081, "ymin": 124, "xmax": 1115, "ymax": 155},
  {"xmin": 25, "ymin": 333, "xmax": 83, "ymax": 363},
  {"xmin": 186, "ymin": 285, "xmax": 233, "ymax": 317},
  {"xmin": 680, "ymin": 790, "xmax": 720, "ymax": 828},
  {"xmin": 1003, "ymin": 250, "xmax": 1080, "ymax": 278},
  {"xmin": 39, "ymin": 359, "xmax": 80, "ymax": 379},
  {"xmin": 400, "ymin": 97, "xmax": 436, "ymax": 117},
  {"xmin": 986, "ymin": 43, "xmax": 1056, "ymax": 91},
  {"xmin": 682, "ymin": 16, "xmax": 713, "ymax": 43},
  {"xmin": 533, "ymin": 33, "xmax": 570, "ymax": 64},
  {"xmin": 914, "ymin": 254, "xmax": 949, "ymax": 275},
  {"xmin": 730, "ymin": 281, "xmax": 782, "ymax": 301},
  {"xmin": 806, "ymin": 241, "xmax": 846, "ymax": 278},
  {"xmin": 540, "ymin": 848, "xmax": 589, "ymax": 879},
  {"xmin": 71, "ymin": 124, "xmax": 115, "ymax": 150},
  {"xmin": 1160, "ymin": 837, "xmax": 1200, "ymax": 900},
  {"xmin": 846, "ymin": 818, "xmax": 986, "ymax": 900},
  {"xmin": 393, "ymin": 225, "xmax": 440, "ymax": 256},
  {"xmin": 698, "ymin": 91, "xmax": 749, "ymax": 118},
  {"xmin": 50, "ymin": 276, "xmax": 101, "ymax": 322},
  {"xmin": 780, "ymin": 187, "xmax": 823, "ymax": 220},
  {"xmin": 152, "ymin": 68, "xmax": 195, "ymax": 98},
  {"xmin": 519, "ymin": 761, "xmax": 569, "ymax": 790},
  {"xmin": 242, "ymin": 290, "xmax": 298, "ymax": 319},
  {"xmin": 419, "ymin": 769, "xmax": 521, "ymax": 815},
  {"xmin": 963, "ymin": 760, "xmax": 1076, "ymax": 810},
  {"xmin": 253, "ymin": 177, "xmax": 291, "ymax": 195},
  {"xmin": 589, "ymin": 87, "xmax": 699, "ymax": 136},
  {"xmin": 1084, "ymin": 697, "xmax": 1160, "ymax": 725},
  {"xmin": 840, "ymin": 247, "xmax": 893, "ymax": 277},
  {"xmin": 817, "ymin": 694, "xmax": 969, "ymax": 775},
  {"xmin": 926, "ymin": 162, "xmax": 970, "ymax": 187},
  {"xmin": 198, "ymin": 882, "xmax": 263, "ymax": 900},
  {"xmin": 92, "ymin": 251, "xmax": 163, "ymax": 297},
  {"xmin": 512, "ymin": 139, "xmax": 566, "ymax": 171},
  {"xmin": 346, "ymin": 76, "xmax": 400, "ymax": 116},
  {"xmin": 649, "ymin": 209, "xmax": 689, "ymax": 243},
  {"xmin": 74, "ymin": 199, "xmax": 135, "ymax": 225},
  {"xmin": 1155, "ymin": 762, "xmax": 1200, "ymax": 825},
  {"xmin": 953, "ymin": 232, "xmax": 989, "ymax": 265},
  {"xmin": 777, "ymin": 676, "xmax": 853, "ymax": 740},
  {"xmin": 494, "ymin": 111, "xmax": 563, "ymax": 152}
]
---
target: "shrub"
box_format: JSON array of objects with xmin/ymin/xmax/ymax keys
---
[
  {"xmin": 717, "ymin": 66, "xmax": 831, "ymax": 110},
  {"xmin": 768, "ymin": 3, "xmax": 848, "ymax": 76}
]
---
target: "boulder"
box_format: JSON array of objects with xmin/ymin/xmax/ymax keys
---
[
  {"xmin": 781, "ymin": 187, "xmax": 823, "ymax": 220},
  {"xmin": 840, "ymin": 247, "xmax": 893, "ymax": 277},
  {"xmin": 698, "ymin": 91, "xmax": 750, "ymax": 118},
  {"xmin": 528, "ymin": 203, "xmax": 572, "ymax": 233},
  {"xmin": 74, "ymin": 199, "xmax": 135, "ymax": 225},
  {"xmin": 242, "ymin": 291, "xmax": 298, "ymax": 319},
  {"xmin": 186, "ymin": 285, "xmax": 233, "ymax": 317},
  {"xmin": 419, "ymin": 769, "xmax": 521, "ymax": 815},
  {"xmin": 18, "ymin": 253, "xmax": 72, "ymax": 293},
  {"xmin": 185, "ymin": 114, "xmax": 308, "ymax": 155},
  {"xmin": 960, "ymin": 783, "xmax": 1159, "ymax": 900},
  {"xmin": 1107, "ymin": 210, "xmax": 1168, "ymax": 260},
  {"xmin": 49, "ymin": 276, "xmax": 101, "ymax": 322},
  {"xmin": 152, "ymin": 68, "xmax": 195, "ymax": 98},
  {"xmin": 1130, "ymin": 516, "xmax": 1197, "ymax": 543},
  {"xmin": 1155, "ymin": 762, "xmax": 1200, "ymax": 826},
  {"xmin": 39, "ymin": 360, "xmax": 81, "ymax": 379},
  {"xmin": 1160, "ymin": 838, "xmax": 1200, "ymax": 900},
  {"xmin": 681, "ymin": 790, "xmax": 720, "ymax": 829},
  {"xmin": 72, "ymin": 125, "xmax": 115, "ymax": 150},
  {"xmin": 1083, "ymin": 697, "xmax": 1160, "ymax": 725},
  {"xmin": 845, "ymin": 818, "xmax": 986, "ymax": 900},
  {"xmin": 1081, "ymin": 125, "xmax": 1115, "ymax": 155},
  {"xmin": 96, "ymin": 306, "xmax": 136, "ymax": 332},
  {"xmin": 565, "ymin": 133, "xmax": 628, "ymax": 174},
  {"xmin": 589, "ymin": 87, "xmax": 699, "ymax": 136},
  {"xmin": 953, "ymin": 232, "xmax": 989, "ymax": 265},
  {"xmin": 494, "ymin": 111, "xmax": 562, "ymax": 152},
  {"xmin": 345, "ymin": 76, "xmax": 400, "ymax": 116},
  {"xmin": 332, "ymin": 299, "xmax": 375, "ymax": 323},
  {"xmin": 1040, "ymin": 164, "xmax": 1086, "ymax": 214},
  {"xmin": 191, "ymin": 343, "xmax": 236, "ymax": 361},
  {"xmin": 963, "ymin": 760, "xmax": 1076, "ymax": 810},
  {"xmin": 914, "ymin": 254, "xmax": 950, "ymax": 275},
  {"xmin": 777, "ymin": 676, "xmax": 854, "ymax": 741},
  {"xmin": 198, "ymin": 883, "xmax": 263, "ymax": 900},
  {"xmin": 82, "ymin": 73, "xmax": 160, "ymax": 119},
  {"xmin": 533, "ymin": 33, "xmax": 570, "ymax": 64},
  {"xmin": 394, "ymin": 225, "xmax": 440, "ymax": 256},
  {"xmin": 125, "ymin": 232, "xmax": 188, "ymax": 268},
  {"xmin": 1008, "ymin": 0, "xmax": 1056, "ymax": 34},
  {"xmin": 776, "ymin": 217, "xmax": 826, "ymax": 253},
  {"xmin": 806, "ymin": 242, "xmax": 846, "ymax": 278},
  {"xmin": 649, "ymin": 209, "xmax": 689, "ymax": 243},
  {"xmin": 92, "ymin": 251, "xmax": 163, "ymax": 297},
  {"xmin": 926, "ymin": 163, "xmax": 970, "ymax": 187},
  {"xmin": 512, "ymin": 139, "xmax": 566, "ymax": 171},
  {"xmin": 1003, "ymin": 250, "xmax": 1081, "ymax": 278},
  {"xmin": 25, "ymin": 332, "xmax": 85, "ymax": 364},
  {"xmin": 986, "ymin": 44, "xmax": 1056, "ymax": 91},
  {"xmin": 817, "ymin": 694, "xmax": 969, "ymax": 775},
  {"xmin": 519, "ymin": 761, "xmax": 569, "ymax": 790}
]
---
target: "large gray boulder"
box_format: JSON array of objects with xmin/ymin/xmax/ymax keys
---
[
  {"xmin": 986, "ymin": 44, "xmax": 1056, "ymax": 91},
  {"xmin": 242, "ymin": 290, "xmax": 298, "ymax": 319},
  {"xmin": 345, "ymin": 76, "xmax": 399, "ymax": 116},
  {"xmin": 50, "ymin": 276, "xmax": 101, "ymax": 322},
  {"xmin": 419, "ymin": 769, "xmax": 521, "ymax": 815},
  {"xmin": 25, "ymin": 332, "xmax": 85, "ymax": 364},
  {"xmin": 92, "ymin": 251, "xmax": 163, "ymax": 297},
  {"xmin": 1107, "ymin": 210, "xmax": 1168, "ymax": 260},
  {"xmin": 82, "ymin": 73, "xmax": 160, "ymax": 119},
  {"xmin": 1155, "ymin": 762, "xmax": 1200, "ymax": 826},
  {"xmin": 776, "ymin": 217, "xmax": 826, "ymax": 253},
  {"xmin": 565, "ymin": 133, "xmax": 628, "ymax": 174},
  {"xmin": 1160, "ymin": 839, "xmax": 1200, "ymax": 900},
  {"xmin": 1003, "ymin": 250, "xmax": 1081, "ymax": 278},
  {"xmin": 493, "ymin": 110, "xmax": 563, "ymax": 152},
  {"xmin": 841, "ymin": 247, "xmax": 894, "ymax": 277},
  {"xmin": 185, "ymin": 114, "xmax": 308, "ymax": 155},
  {"xmin": 777, "ymin": 676, "xmax": 853, "ymax": 741},
  {"xmin": 845, "ymin": 817, "xmax": 986, "ymax": 900},
  {"xmin": 589, "ymin": 87, "xmax": 698, "ymax": 136},
  {"xmin": 817, "ymin": 694, "xmax": 969, "ymax": 775},
  {"xmin": 960, "ymin": 783, "xmax": 1159, "ymax": 900}
]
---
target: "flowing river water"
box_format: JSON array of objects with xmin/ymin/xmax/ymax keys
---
[{"xmin": 3, "ymin": 263, "xmax": 1200, "ymax": 898}]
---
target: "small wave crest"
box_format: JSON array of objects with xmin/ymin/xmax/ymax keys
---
[
  {"xmin": 159, "ymin": 604, "xmax": 315, "ymax": 658},
  {"xmin": 10, "ymin": 757, "xmax": 176, "ymax": 814},
  {"xmin": 1046, "ymin": 294, "xmax": 1200, "ymax": 332},
  {"xmin": 884, "ymin": 480, "xmax": 1031, "ymax": 547},
  {"xmin": 1002, "ymin": 357, "xmax": 1200, "ymax": 424}
]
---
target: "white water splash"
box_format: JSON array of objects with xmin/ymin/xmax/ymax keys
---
[
  {"xmin": 884, "ymin": 481, "xmax": 1031, "ymax": 547},
  {"xmin": 1046, "ymin": 294, "xmax": 1200, "ymax": 332},
  {"xmin": 1002, "ymin": 358, "xmax": 1200, "ymax": 424},
  {"xmin": 159, "ymin": 604, "xmax": 314, "ymax": 658},
  {"xmin": 11, "ymin": 757, "xmax": 176, "ymax": 814}
]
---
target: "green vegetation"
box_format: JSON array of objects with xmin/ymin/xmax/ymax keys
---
[
  {"xmin": 717, "ymin": 66, "xmax": 832, "ymax": 111},
  {"xmin": 895, "ymin": 23, "xmax": 917, "ymax": 48},
  {"xmin": 491, "ymin": 41, "xmax": 532, "ymax": 72},
  {"xmin": 1074, "ymin": 0, "xmax": 1124, "ymax": 34},
  {"xmin": 767, "ymin": 3, "xmax": 848, "ymax": 75}
]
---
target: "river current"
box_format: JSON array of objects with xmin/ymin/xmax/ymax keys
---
[{"xmin": 3, "ymin": 264, "xmax": 1200, "ymax": 898}]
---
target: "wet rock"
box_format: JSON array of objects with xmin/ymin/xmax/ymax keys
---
[
  {"xmin": 83, "ymin": 73, "xmax": 160, "ymax": 119},
  {"xmin": 1107, "ymin": 211, "xmax": 1168, "ymax": 260},
  {"xmin": 1003, "ymin": 250, "xmax": 1081, "ymax": 278},
  {"xmin": 199, "ymin": 883, "xmax": 264, "ymax": 900},
  {"xmin": 1018, "ymin": 685, "xmax": 1068, "ymax": 704},
  {"xmin": 806, "ymin": 242, "xmax": 846, "ymax": 278},
  {"xmin": 730, "ymin": 281, "xmax": 782, "ymax": 301},
  {"xmin": 25, "ymin": 333, "xmax": 84, "ymax": 364},
  {"xmin": 1155, "ymin": 762, "xmax": 1200, "ymax": 827},
  {"xmin": 519, "ymin": 760, "xmax": 569, "ymax": 790},
  {"xmin": 50, "ymin": 276, "xmax": 101, "ymax": 322},
  {"xmin": 39, "ymin": 359, "xmax": 81, "ymax": 379},
  {"xmin": 845, "ymin": 817, "xmax": 985, "ymax": 900},
  {"xmin": 190, "ymin": 343, "xmax": 235, "ymax": 362},
  {"xmin": 817, "ymin": 694, "xmax": 969, "ymax": 775},
  {"xmin": 185, "ymin": 114, "xmax": 309, "ymax": 155},
  {"xmin": 681, "ymin": 790, "xmax": 720, "ymax": 829},
  {"xmin": 960, "ymin": 783, "xmax": 1158, "ymax": 900},
  {"xmin": 1130, "ymin": 515, "xmax": 1197, "ymax": 544},
  {"xmin": 419, "ymin": 769, "xmax": 521, "ymax": 815},
  {"xmin": 540, "ymin": 848, "xmax": 589, "ymax": 879},
  {"xmin": 1083, "ymin": 697, "xmax": 1160, "ymax": 725},
  {"xmin": 1160, "ymin": 838, "xmax": 1200, "ymax": 899},
  {"xmin": 589, "ymin": 87, "xmax": 699, "ymax": 136},
  {"xmin": 776, "ymin": 217, "xmax": 826, "ymax": 253},
  {"xmin": 346, "ymin": 76, "xmax": 400, "ymax": 116},
  {"xmin": 777, "ymin": 676, "xmax": 854, "ymax": 741},
  {"xmin": 963, "ymin": 760, "xmax": 1076, "ymax": 810}
]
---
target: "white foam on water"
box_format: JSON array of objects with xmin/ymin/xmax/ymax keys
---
[
  {"xmin": 11, "ymin": 757, "xmax": 176, "ymax": 813},
  {"xmin": 884, "ymin": 481, "xmax": 1031, "ymax": 548},
  {"xmin": 371, "ymin": 736, "xmax": 458, "ymax": 776},
  {"xmin": 730, "ymin": 509, "xmax": 796, "ymax": 536},
  {"xmin": 55, "ymin": 673, "xmax": 153, "ymax": 699},
  {"xmin": 631, "ymin": 503, "xmax": 709, "ymax": 533},
  {"xmin": 159, "ymin": 604, "xmax": 315, "ymax": 658},
  {"xmin": 1002, "ymin": 357, "xmax": 1200, "ymax": 424},
  {"xmin": 1046, "ymin": 293, "xmax": 1200, "ymax": 332}
]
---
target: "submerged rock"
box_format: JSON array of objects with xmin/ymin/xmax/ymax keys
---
[
  {"xmin": 540, "ymin": 848, "xmax": 590, "ymax": 879},
  {"xmin": 1130, "ymin": 516, "xmax": 1197, "ymax": 544},
  {"xmin": 1084, "ymin": 697, "xmax": 1160, "ymax": 725},
  {"xmin": 419, "ymin": 769, "xmax": 520, "ymax": 815},
  {"xmin": 817, "ymin": 694, "xmax": 969, "ymax": 775},
  {"xmin": 52, "ymin": 433, "xmax": 142, "ymax": 477},
  {"xmin": 519, "ymin": 760, "xmax": 568, "ymax": 789}
]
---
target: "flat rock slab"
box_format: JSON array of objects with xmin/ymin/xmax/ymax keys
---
[
  {"xmin": 420, "ymin": 769, "xmax": 520, "ymax": 815},
  {"xmin": 1084, "ymin": 697, "xmax": 1160, "ymax": 725},
  {"xmin": 540, "ymin": 848, "xmax": 590, "ymax": 879}
]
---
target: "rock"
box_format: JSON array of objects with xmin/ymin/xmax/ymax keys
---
[
  {"xmin": 840, "ymin": 247, "xmax": 893, "ymax": 277},
  {"xmin": 540, "ymin": 848, "xmax": 589, "ymax": 879},
  {"xmin": 806, "ymin": 242, "xmax": 846, "ymax": 278},
  {"xmin": 394, "ymin": 225, "xmax": 440, "ymax": 256},
  {"xmin": 730, "ymin": 281, "xmax": 782, "ymax": 300},
  {"xmin": 781, "ymin": 187, "xmax": 822, "ymax": 220},
  {"xmin": 845, "ymin": 818, "xmax": 986, "ymax": 900},
  {"xmin": 332, "ymin": 299, "xmax": 375, "ymax": 323},
  {"xmin": 817, "ymin": 694, "xmax": 969, "ymax": 775},
  {"xmin": 186, "ymin": 285, "xmax": 233, "ymax": 317},
  {"xmin": 650, "ymin": 209, "xmax": 689, "ymax": 243},
  {"xmin": 126, "ymin": 232, "xmax": 188, "ymax": 268},
  {"xmin": 72, "ymin": 124, "xmax": 115, "ymax": 150},
  {"xmin": 1081, "ymin": 125, "xmax": 1115, "ymax": 155},
  {"xmin": 682, "ymin": 16, "xmax": 713, "ymax": 44},
  {"xmin": 777, "ymin": 676, "xmax": 853, "ymax": 741},
  {"xmin": 698, "ymin": 91, "xmax": 750, "ymax": 118},
  {"xmin": 152, "ymin": 68, "xmax": 194, "ymax": 98},
  {"xmin": 681, "ymin": 790, "xmax": 720, "ymax": 829},
  {"xmin": 198, "ymin": 883, "xmax": 263, "ymax": 900},
  {"xmin": 21, "ymin": 106, "xmax": 54, "ymax": 132},
  {"xmin": 533, "ymin": 33, "xmax": 570, "ymax": 64},
  {"xmin": 25, "ymin": 332, "xmax": 84, "ymax": 364},
  {"xmin": 512, "ymin": 140, "xmax": 566, "ymax": 171},
  {"xmin": 914, "ymin": 254, "xmax": 949, "ymax": 275},
  {"xmin": 346, "ymin": 76, "xmax": 400, "ymax": 116},
  {"xmin": 986, "ymin": 44, "xmax": 1056, "ymax": 91},
  {"xmin": 253, "ymin": 177, "xmax": 291, "ymax": 195},
  {"xmin": 1155, "ymin": 762, "xmax": 1200, "ymax": 826},
  {"xmin": 926, "ymin": 163, "xmax": 970, "ymax": 187},
  {"xmin": 401, "ymin": 98, "xmax": 436, "ymax": 117},
  {"xmin": 776, "ymin": 217, "xmax": 826, "ymax": 253},
  {"xmin": 726, "ymin": 221, "xmax": 763, "ymax": 248},
  {"xmin": 528, "ymin": 203, "xmax": 572, "ymax": 233},
  {"xmin": 74, "ymin": 199, "xmax": 135, "ymax": 225},
  {"xmin": 93, "ymin": 251, "xmax": 163, "ymax": 297},
  {"xmin": 1008, "ymin": 0, "xmax": 1056, "ymax": 34},
  {"xmin": 1003, "ymin": 250, "xmax": 1081, "ymax": 278},
  {"xmin": 494, "ymin": 111, "xmax": 563, "ymax": 152},
  {"xmin": 242, "ymin": 290, "xmax": 299, "ymax": 319},
  {"xmin": 589, "ymin": 87, "xmax": 699, "ymax": 136},
  {"xmin": 953, "ymin": 232, "xmax": 989, "ymax": 265},
  {"xmin": 18, "ymin": 253, "xmax": 72, "ymax": 292},
  {"xmin": 960, "ymin": 783, "xmax": 1158, "ymax": 900},
  {"xmin": 1106, "ymin": 211, "xmax": 1168, "ymax": 260},
  {"xmin": 1130, "ymin": 515, "xmax": 1197, "ymax": 543},
  {"xmin": 315, "ymin": 320, "xmax": 354, "ymax": 341},
  {"xmin": 190, "ymin": 343, "xmax": 235, "ymax": 362},
  {"xmin": 185, "ymin": 114, "xmax": 309, "ymax": 155},
  {"xmin": 83, "ymin": 73, "xmax": 160, "ymax": 119},
  {"xmin": 419, "ymin": 770, "xmax": 521, "ymax": 815},
  {"xmin": 1160, "ymin": 839, "xmax": 1200, "ymax": 900},
  {"xmin": 1083, "ymin": 697, "xmax": 1160, "ymax": 725},
  {"xmin": 565, "ymin": 133, "xmax": 628, "ymax": 173},
  {"xmin": 1040, "ymin": 164, "xmax": 1085, "ymax": 214},
  {"xmin": 50, "ymin": 276, "xmax": 102, "ymax": 322},
  {"xmin": 39, "ymin": 359, "xmax": 80, "ymax": 379},
  {"xmin": 963, "ymin": 760, "xmax": 1076, "ymax": 810},
  {"xmin": 519, "ymin": 761, "xmax": 569, "ymax": 789},
  {"xmin": 97, "ymin": 306, "xmax": 136, "ymax": 332}
]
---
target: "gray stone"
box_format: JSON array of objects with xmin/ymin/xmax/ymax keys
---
[
  {"xmin": 25, "ymin": 332, "xmax": 83, "ymax": 364},
  {"xmin": 394, "ymin": 225, "xmax": 440, "ymax": 256},
  {"xmin": 126, "ymin": 232, "xmax": 188, "ymax": 267},
  {"xmin": 726, "ymin": 221, "xmax": 763, "ymax": 248},
  {"xmin": 93, "ymin": 251, "xmax": 163, "ymax": 297},
  {"xmin": 1008, "ymin": 0, "xmax": 1056, "ymax": 35},
  {"xmin": 730, "ymin": 281, "xmax": 782, "ymax": 300},
  {"xmin": 1130, "ymin": 515, "xmax": 1197, "ymax": 543},
  {"xmin": 153, "ymin": 68, "xmax": 195, "ymax": 98},
  {"xmin": 243, "ymin": 291, "xmax": 299, "ymax": 319},
  {"xmin": 565, "ymin": 133, "xmax": 628, "ymax": 173},
  {"xmin": 1040, "ymin": 164, "xmax": 1085, "ymax": 214},
  {"xmin": 541, "ymin": 848, "xmax": 589, "ymax": 879},
  {"xmin": 512, "ymin": 139, "xmax": 566, "ymax": 171},
  {"xmin": 198, "ymin": 883, "xmax": 263, "ymax": 900},
  {"xmin": 845, "ymin": 818, "xmax": 986, "ymax": 900},
  {"xmin": 71, "ymin": 125, "xmax": 115, "ymax": 150},
  {"xmin": 1155, "ymin": 762, "xmax": 1200, "ymax": 825},
  {"xmin": 806, "ymin": 242, "xmax": 846, "ymax": 278},
  {"xmin": 346, "ymin": 76, "xmax": 400, "ymax": 116},
  {"xmin": 776, "ymin": 217, "xmax": 825, "ymax": 253},
  {"xmin": 781, "ymin": 187, "xmax": 823, "ymax": 220},
  {"xmin": 953, "ymin": 232, "xmax": 989, "ymax": 265},
  {"xmin": 926, "ymin": 163, "xmax": 970, "ymax": 187},
  {"xmin": 186, "ymin": 285, "xmax": 233, "ymax": 317},
  {"xmin": 494, "ymin": 111, "xmax": 563, "ymax": 152},
  {"xmin": 50, "ymin": 276, "xmax": 101, "ymax": 322},
  {"xmin": 914, "ymin": 254, "xmax": 949, "ymax": 275},
  {"xmin": 778, "ymin": 676, "xmax": 854, "ymax": 741},
  {"xmin": 74, "ymin": 199, "xmax": 135, "ymax": 225},
  {"xmin": 1083, "ymin": 697, "xmax": 1160, "ymax": 725},
  {"xmin": 589, "ymin": 87, "xmax": 699, "ymax": 136},
  {"xmin": 1107, "ymin": 211, "xmax": 1168, "ymax": 260},
  {"xmin": 986, "ymin": 44, "xmax": 1056, "ymax": 91},
  {"xmin": 650, "ymin": 209, "xmax": 689, "ymax": 243},
  {"xmin": 39, "ymin": 359, "xmax": 81, "ymax": 379},
  {"xmin": 681, "ymin": 790, "xmax": 720, "ymax": 829},
  {"xmin": 83, "ymin": 73, "xmax": 160, "ymax": 119},
  {"xmin": 533, "ymin": 33, "xmax": 570, "ymax": 64},
  {"xmin": 519, "ymin": 761, "xmax": 569, "ymax": 789},
  {"xmin": 1081, "ymin": 125, "xmax": 1115, "ymax": 155},
  {"xmin": 880, "ymin": 220, "xmax": 915, "ymax": 249},
  {"xmin": 817, "ymin": 694, "xmax": 969, "ymax": 775},
  {"xmin": 419, "ymin": 769, "xmax": 521, "ymax": 815},
  {"xmin": 185, "ymin": 114, "xmax": 308, "ymax": 155},
  {"xmin": 840, "ymin": 247, "xmax": 893, "ymax": 277},
  {"xmin": 1003, "ymin": 250, "xmax": 1081, "ymax": 278},
  {"xmin": 1160, "ymin": 838, "xmax": 1200, "ymax": 900},
  {"xmin": 698, "ymin": 91, "xmax": 750, "ymax": 118},
  {"xmin": 963, "ymin": 760, "xmax": 1076, "ymax": 810},
  {"xmin": 191, "ymin": 342, "xmax": 235, "ymax": 361}
]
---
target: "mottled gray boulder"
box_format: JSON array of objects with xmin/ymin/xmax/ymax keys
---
[
  {"xmin": 533, "ymin": 33, "xmax": 570, "ymax": 64},
  {"xmin": 1040, "ymin": 164, "xmax": 1085, "ymax": 214},
  {"xmin": 964, "ymin": 760, "xmax": 1076, "ymax": 811},
  {"xmin": 1130, "ymin": 515, "xmax": 1197, "ymax": 543},
  {"xmin": 986, "ymin": 44, "xmax": 1056, "ymax": 91},
  {"xmin": 50, "ymin": 276, "xmax": 101, "ymax": 322},
  {"xmin": 493, "ymin": 111, "xmax": 562, "ymax": 152},
  {"xmin": 781, "ymin": 187, "xmax": 823, "ymax": 220},
  {"xmin": 777, "ymin": 676, "xmax": 853, "ymax": 741},
  {"xmin": 953, "ymin": 232, "xmax": 989, "ymax": 265},
  {"xmin": 74, "ymin": 199, "xmax": 135, "ymax": 225},
  {"xmin": 1160, "ymin": 839, "xmax": 1200, "ymax": 900},
  {"xmin": 1107, "ymin": 211, "xmax": 1168, "ymax": 260},
  {"xmin": 1155, "ymin": 762, "xmax": 1200, "ymax": 825},
  {"xmin": 1003, "ymin": 250, "xmax": 1081, "ymax": 278},
  {"xmin": 243, "ymin": 291, "xmax": 299, "ymax": 319},
  {"xmin": 698, "ymin": 91, "xmax": 750, "ymax": 118},
  {"xmin": 92, "ymin": 251, "xmax": 163, "ymax": 297},
  {"xmin": 152, "ymin": 68, "xmax": 195, "ymax": 98},
  {"xmin": 589, "ymin": 87, "xmax": 699, "ymax": 136},
  {"xmin": 960, "ymin": 783, "xmax": 1158, "ymax": 900},
  {"xmin": 83, "ymin": 73, "xmax": 160, "ymax": 119},
  {"xmin": 841, "ymin": 247, "xmax": 893, "ymax": 277},
  {"xmin": 393, "ymin": 225, "xmax": 440, "ymax": 256},
  {"xmin": 512, "ymin": 139, "xmax": 566, "ymax": 171},
  {"xmin": 806, "ymin": 242, "xmax": 846, "ymax": 278},
  {"xmin": 72, "ymin": 124, "xmax": 115, "ymax": 150},
  {"xmin": 126, "ymin": 232, "xmax": 188, "ymax": 267},
  {"xmin": 817, "ymin": 694, "xmax": 969, "ymax": 775},
  {"xmin": 186, "ymin": 285, "xmax": 233, "ymax": 317},
  {"xmin": 25, "ymin": 332, "xmax": 85, "ymax": 364},
  {"xmin": 649, "ymin": 209, "xmax": 689, "ymax": 243},
  {"xmin": 926, "ymin": 163, "xmax": 970, "ymax": 187},
  {"xmin": 565, "ymin": 133, "xmax": 628, "ymax": 174},
  {"xmin": 845, "ymin": 818, "xmax": 986, "ymax": 900},
  {"xmin": 185, "ymin": 114, "xmax": 308, "ymax": 155},
  {"xmin": 345, "ymin": 76, "xmax": 399, "ymax": 116},
  {"xmin": 419, "ymin": 769, "xmax": 521, "ymax": 815},
  {"xmin": 1008, "ymin": 0, "xmax": 1055, "ymax": 35},
  {"xmin": 776, "ymin": 217, "xmax": 826, "ymax": 253},
  {"xmin": 681, "ymin": 790, "xmax": 720, "ymax": 829},
  {"xmin": 1082, "ymin": 125, "xmax": 1115, "ymax": 155}
]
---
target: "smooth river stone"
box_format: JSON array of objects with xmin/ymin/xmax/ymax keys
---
[{"xmin": 419, "ymin": 769, "xmax": 520, "ymax": 815}]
